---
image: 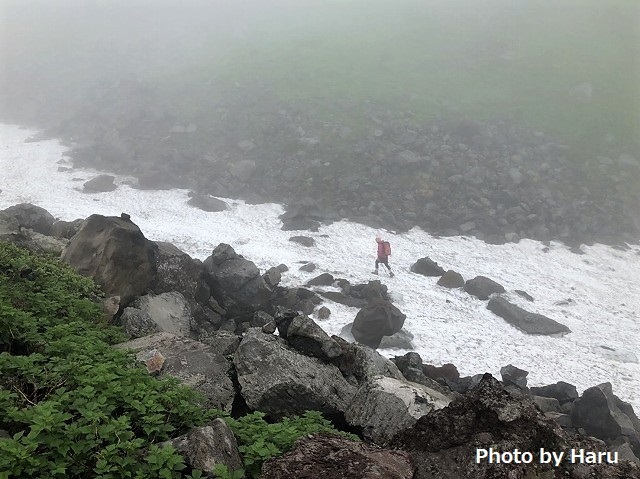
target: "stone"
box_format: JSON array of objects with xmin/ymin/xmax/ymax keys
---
[
  {"xmin": 500, "ymin": 364, "xmax": 528, "ymax": 389},
  {"xmin": 233, "ymin": 329, "xmax": 356, "ymax": 419},
  {"xmin": 305, "ymin": 273, "xmax": 335, "ymax": 286},
  {"xmin": 83, "ymin": 174, "xmax": 117, "ymax": 192},
  {"xmin": 317, "ymin": 306, "xmax": 331, "ymax": 319},
  {"xmin": 62, "ymin": 214, "xmax": 157, "ymax": 303},
  {"xmin": 289, "ymin": 235, "xmax": 315, "ymax": 247},
  {"xmin": 345, "ymin": 375, "xmax": 451, "ymax": 443},
  {"xmin": 115, "ymin": 333, "xmax": 236, "ymax": 411},
  {"xmin": 464, "ymin": 275, "xmax": 506, "ymax": 300},
  {"xmin": 166, "ymin": 418, "xmax": 242, "ymax": 474},
  {"xmin": 275, "ymin": 308, "xmax": 342, "ymax": 361},
  {"xmin": 352, "ymin": 299, "xmax": 407, "ymax": 349},
  {"xmin": 488, "ymin": 296, "xmax": 571, "ymax": 335},
  {"xmin": 260, "ymin": 433, "xmax": 414, "ymax": 479},
  {"xmin": 437, "ymin": 270, "xmax": 465, "ymax": 288},
  {"xmin": 119, "ymin": 292, "xmax": 193, "ymax": 338},
  {"xmin": 2, "ymin": 203, "xmax": 55, "ymax": 235},
  {"xmin": 410, "ymin": 257, "xmax": 446, "ymax": 276},
  {"xmin": 530, "ymin": 381, "xmax": 578, "ymax": 404}
]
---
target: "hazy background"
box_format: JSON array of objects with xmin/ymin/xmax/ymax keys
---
[{"xmin": 2, "ymin": 0, "xmax": 638, "ymax": 152}]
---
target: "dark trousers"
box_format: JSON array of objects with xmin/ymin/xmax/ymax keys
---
[{"xmin": 375, "ymin": 257, "xmax": 391, "ymax": 271}]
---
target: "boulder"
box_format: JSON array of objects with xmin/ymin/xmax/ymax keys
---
[
  {"xmin": 187, "ymin": 194, "xmax": 227, "ymax": 212},
  {"xmin": 115, "ymin": 333, "xmax": 236, "ymax": 411},
  {"xmin": 531, "ymin": 395, "xmax": 562, "ymax": 413},
  {"xmin": 61, "ymin": 214, "xmax": 157, "ymax": 303},
  {"xmin": 305, "ymin": 273, "xmax": 335, "ymax": 286},
  {"xmin": 316, "ymin": 306, "xmax": 331, "ymax": 319},
  {"xmin": 289, "ymin": 235, "xmax": 316, "ymax": 247},
  {"xmin": 379, "ymin": 329, "xmax": 414, "ymax": 349},
  {"xmin": 391, "ymin": 374, "xmax": 640, "ymax": 478},
  {"xmin": 83, "ymin": 174, "xmax": 117, "ymax": 192},
  {"xmin": 436, "ymin": 270, "xmax": 465, "ymax": 288},
  {"xmin": 500, "ymin": 364, "xmax": 528, "ymax": 389},
  {"xmin": 299, "ymin": 262, "xmax": 317, "ymax": 272},
  {"xmin": 152, "ymin": 242, "xmax": 204, "ymax": 300},
  {"xmin": 345, "ymin": 375, "xmax": 452, "ymax": 443},
  {"xmin": 274, "ymin": 308, "xmax": 342, "ymax": 361},
  {"xmin": 571, "ymin": 383, "xmax": 640, "ymax": 450},
  {"xmin": 488, "ymin": 296, "xmax": 571, "ymax": 335},
  {"xmin": 272, "ymin": 286, "xmax": 323, "ymax": 315},
  {"xmin": 352, "ymin": 299, "xmax": 406, "ymax": 349},
  {"xmin": 320, "ymin": 291, "xmax": 367, "ymax": 308},
  {"xmin": 410, "ymin": 257, "xmax": 446, "ymax": 276},
  {"xmin": 16, "ymin": 229, "xmax": 68, "ymax": 255},
  {"xmin": 165, "ymin": 419, "xmax": 242, "ymax": 474},
  {"xmin": 262, "ymin": 267, "xmax": 282, "ymax": 288},
  {"xmin": 330, "ymin": 336, "xmax": 405, "ymax": 385},
  {"xmin": 233, "ymin": 328, "xmax": 356, "ymax": 419},
  {"xmin": 530, "ymin": 381, "xmax": 579, "ymax": 404},
  {"xmin": 51, "ymin": 218, "xmax": 84, "ymax": 239},
  {"xmin": 119, "ymin": 291, "xmax": 192, "ymax": 338},
  {"xmin": 203, "ymin": 243, "xmax": 273, "ymax": 321},
  {"xmin": 0, "ymin": 212, "xmax": 20, "ymax": 243},
  {"xmin": 260, "ymin": 433, "xmax": 414, "ymax": 479},
  {"xmin": 2, "ymin": 203, "xmax": 55, "ymax": 235},
  {"xmin": 464, "ymin": 275, "xmax": 506, "ymax": 300}
]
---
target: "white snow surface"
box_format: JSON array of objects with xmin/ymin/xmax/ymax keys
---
[{"xmin": 2, "ymin": 123, "xmax": 639, "ymax": 410}]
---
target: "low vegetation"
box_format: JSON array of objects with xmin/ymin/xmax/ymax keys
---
[{"xmin": 0, "ymin": 242, "xmax": 356, "ymax": 478}]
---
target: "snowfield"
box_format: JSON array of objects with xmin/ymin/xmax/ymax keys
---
[{"xmin": 2, "ymin": 123, "xmax": 639, "ymax": 410}]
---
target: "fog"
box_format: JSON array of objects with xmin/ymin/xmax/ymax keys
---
[{"xmin": 1, "ymin": 0, "xmax": 639, "ymax": 245}]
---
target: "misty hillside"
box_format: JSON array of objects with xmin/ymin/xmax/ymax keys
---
[{"xmin": 1, "ymin": 0, "xmax": 639, "ymax": 246}]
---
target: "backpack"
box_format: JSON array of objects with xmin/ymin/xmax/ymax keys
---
[{"xmin": 383, "ymin": 241, "xmax": 391, "ymax": 256}]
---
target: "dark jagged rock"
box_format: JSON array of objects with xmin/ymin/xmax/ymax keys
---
[
  {"xmin": 51, "ymin": 218, "xmax": 84, "ymax": 239},
  {"xmin": 2, "ymin": 203, "xmax": 55, "ymax": 235},
  {"xmin": 488, "ymin": 296, "xmax": 571, "ymax": 335},
  {"xmin": 233, "ymin": 328, "xmax": 356, "ymax": 419},
  {"xmin": 262, "ymin": 267, "xmax": 282, "ymax": 288},
  {"xmin": 61, "ymin": 214, "xmax": 157, "ymax": 304},
  {"xmin": 571, "ymin": 383, "xmax": 640, "ymax": 454},
  {"xmin": 352, "ymin": 299, "xmax": 406, "ymax": 349},
  {"xmin": 289, "ymin": 235, "xmax": 316, "ymax": 247},
  {"xmin": 464, "ymin": 275, "xmax": 506, "ymax": 300},
  {"xmin": 530, "ymin": 381, "xmax": 579, "ymax": 405},
  {"xmin": 260, "ymin": 433, "xmax": 414, "ymax": 479},
  {"xmin": 317, "ymin": 306, "xmax": 331, "ymax": 319},
  {"xmin": 500, "ymin": 364, "xmax": 529, "ymax": 389},
  {"xmin": 410, "ymin": 257, "xmax": 446, "ymax": 276},
  {"xmin": 274, "ymin": 308, "xmax": 342, "ymax": 362},
  {"xmin": 392, "ymin": 374, "xmax": 640, "ymax": 478},
  {"xmin": 202, "ymin": 243, "xmax": 274, "ymax": 322}
]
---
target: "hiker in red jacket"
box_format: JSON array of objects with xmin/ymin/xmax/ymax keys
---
[{"xmin": 373, "ymin": 236, "xmax": 394, "ymax": 277}]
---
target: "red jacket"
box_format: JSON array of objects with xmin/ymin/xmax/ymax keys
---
[{"xmin": 377, "ymin": 242, "xmax": 387, "ymax": 259}]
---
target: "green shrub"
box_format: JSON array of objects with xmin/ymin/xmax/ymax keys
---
[{"xmin": 0, "ymin": 242, "xmax": 213, "ymax": 478}]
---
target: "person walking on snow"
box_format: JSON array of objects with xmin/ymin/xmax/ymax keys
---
[{"xmin": 373, "ymin": 236, "xmax": 394, "ymax": 277}]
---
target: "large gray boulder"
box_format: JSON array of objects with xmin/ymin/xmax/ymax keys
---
[
  {"xmin": 571, "ymin": 383, "xmax": 640, "ymax": 452},
  {"xmin": 152, "ymin": 241, "xmax": 204, "ymax": 300},
  {"xmin": 2, "ymin": 203, "xmax": 55, "ymax": 235},
  {"xmin": 488, "ymin": 296, "xmax": 571, "ymax": 335},
  {"xmin": 352, "ymin": 299, "xmax": 406, "ymax": 349},
  {"xmin": 203, "ymin": 243, "xmax": 273, "ymax": 321},
  {"xmin": 51, "ymin": 218, "xmax": 84, "ymax": 239},
  {"xmin": 437, "ymin": 270, "xmax": 465, "ymax": 288},
  {"xmin": 464, "ymin": 275, "xmax": 506, "ymax": 300},
  {"xmin": 115, "ymin": 332, "xmax": 236, "ymax": 411},
  {"xmin": 330, "ymin": 335, "xmax": 405, "ymax": 386},
  {"xmin": 165, "ymin": 419, "xmax": 242, "ymax": 474},
  {"xmin": 119, "ymin": 291, "xmax": 193, "ymax": 338},
  {"xmin": 233, "ymin": 328, "xmax": 356, "ymax": 419},
  {"xmin": 260, "ymin": 433, "xmax": 414, "ymax": 479},
  {"xmin": 345, "ymin": 375, "xmax": 452, "ymax": 443},
  {"xmin": 274, "ymin": 308, "xmax": 342, "ymax": 362},
  {"xmin": 62, "ymin": 214, "xmax": 157, "ymax": 303}
]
